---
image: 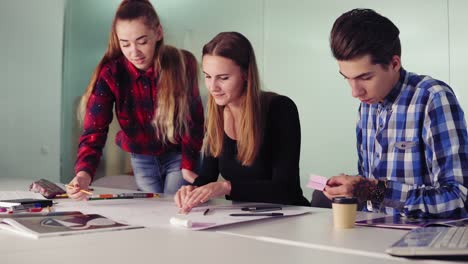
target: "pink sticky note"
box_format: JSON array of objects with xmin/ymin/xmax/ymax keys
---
[{"xmin": 306, "ymin": 174, "xmax": 328, "ymax": 191}]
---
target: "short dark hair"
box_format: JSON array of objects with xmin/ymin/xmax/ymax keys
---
[{"xmin": 330, "ymin": 8, "xmax": 401, "ymax": 65}]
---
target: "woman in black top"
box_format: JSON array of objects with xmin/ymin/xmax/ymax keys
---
[{"xmin": 175, "ymin": 32, "xmax": 309, "ymax": 213}]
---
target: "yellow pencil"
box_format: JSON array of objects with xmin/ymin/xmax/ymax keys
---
[
  {"xmin": 65, "ymin": 184, "xmax": 93, "ymax": 195},
  {"xmin": 54, "ymin": 193, "xmax": 69, "ymax": 198}
]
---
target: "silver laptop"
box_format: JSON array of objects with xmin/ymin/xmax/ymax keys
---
[{"xmin": 386, "ymin": 226, "xmax": 468, "ymax": 257}]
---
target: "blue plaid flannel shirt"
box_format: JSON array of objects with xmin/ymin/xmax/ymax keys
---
[{"xmin": 357, "ymin": 69, "xmax": 468, "ymax": 218}]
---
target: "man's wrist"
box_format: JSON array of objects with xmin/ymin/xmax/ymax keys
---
[
  {"xmin": 352, "ymin": 177, "xmax": 377, "ymax": 202},
  {"xmin": 370, "ymin": 179, "xmax": 387, "ymax": 204}
]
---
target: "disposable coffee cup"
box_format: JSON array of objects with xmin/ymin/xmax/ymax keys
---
[{"xmin": 332, "ymin": 197, "xmax": 357, "ymax": 229}]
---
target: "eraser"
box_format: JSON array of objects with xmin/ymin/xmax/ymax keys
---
[{"xmin": 169, "ymin": 217, "xmax": 192, "ymax": 228}]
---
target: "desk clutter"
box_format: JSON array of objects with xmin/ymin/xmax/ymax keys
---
[
  {"xmin": 2, "ymin": 181, "xmax": 467, "ymax": 259},
  {"xmin": 0, "ymin": 191, "xmax": 55, "ymax": 214},
  {"xmin": 1, "ymin": 185, "xmax": 311, "ymax": 239},
  {"xmin": 0, "ymin": 189, "xmax": 152, "ymax": 239},
  {"xmin": 0, "ymin": 198, "xmax": 53, "ymax": 213}
]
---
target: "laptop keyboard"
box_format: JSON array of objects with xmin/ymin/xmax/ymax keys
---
[
  {"xmin": 431, "ymin": 227, "xmax": 468, "ymax": 248},
  {"xmin": 387, "ymin": 226, "xmax": 468, "ymax": 257}
]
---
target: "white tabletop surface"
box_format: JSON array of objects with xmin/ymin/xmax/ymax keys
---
[{"xmin": 0, "ymin": 178, "xmax": 459, "ymax": 264}]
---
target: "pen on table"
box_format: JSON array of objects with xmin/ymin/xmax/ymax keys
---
[
  {"xmin": 88, "ymin": 194, "xmax": 132, "ymax": 201},
  {"xmin": 118, "ymin": 193, "xmax": 160, "ymax": 198},
  {"xmin": 9, "ymin": 203, "xmax": 44, "ymax": 211},
  {"xmin": 54, "ymin": 193, "xmax": 69, "ymax": 198},
  {"xmin": 88, "ymin": 193, "xmax": 160, "ymax": 200},
  {"xmin": 203, "ymin": 208, "xmax": 210, "ymax": 215},
  {"xmin": 65, "ymin": 184, "xmax": 93, "ymax": 195},
  {"xmin": 229, "ymin": 213, "xmax": 284, "ymax": 217},
  {"xmin": 241, "ymin": 206, "xmax": 282, "ymax": 212}
]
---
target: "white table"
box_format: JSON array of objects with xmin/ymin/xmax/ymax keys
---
[{"xmin": 0, "ymin": 178, "xmax": 454, "ymax": 264}]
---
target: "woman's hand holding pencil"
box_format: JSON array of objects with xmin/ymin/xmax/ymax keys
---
[{"xmin": 66, "ymin": 171, "xmax": 93, "ymax": 201}]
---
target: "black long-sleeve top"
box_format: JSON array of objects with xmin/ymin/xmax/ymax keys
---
[{"xmin": 193, "ymin": 94, "xmax": 310, "ymax": 206}]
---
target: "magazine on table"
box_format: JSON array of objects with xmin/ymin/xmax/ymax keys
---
[
  {"xmin": 355, "ymin": 214, "xmax": 468, "ymax": 230},
  {"xmin": 0, "ymin": 211, "xmax": 143, "ymax": 239}
]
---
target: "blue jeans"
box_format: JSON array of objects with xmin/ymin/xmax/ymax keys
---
[{"xmin": 130, "ymin": 152, "xmax": 187, "ymax": 194}]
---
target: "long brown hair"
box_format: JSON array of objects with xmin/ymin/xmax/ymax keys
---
[
  {"xmin": 78, "ymin": 0, "xmax": 191, "ymax": 144},
  {"xmin": 202, "ymin": 32, "xmax": 262, "ymax": 166}
]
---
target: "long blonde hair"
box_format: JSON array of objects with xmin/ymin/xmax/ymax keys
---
[
  {"xmin": 78, "ymin": 0, "xmax": 191, "ymax": 144},
  {"xmin": 202, "ymin": 32, "xmax": 263, "ymax": 166}
]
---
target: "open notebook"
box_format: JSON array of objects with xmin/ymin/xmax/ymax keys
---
[{"xmin": 386, "ymin": 226, "xmax": 468, "ymax": 257}]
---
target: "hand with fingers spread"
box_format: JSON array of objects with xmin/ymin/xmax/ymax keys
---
[
  {"xmin": 176, "ymin": 181, "xmax": 231, "ymax": 214},
  {"xmin": 67, "ymin": 171, "xmax": 92, "ymax": 201}
]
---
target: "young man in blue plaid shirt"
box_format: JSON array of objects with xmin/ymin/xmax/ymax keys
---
[{"xmin": 324, "ymin": 8, "xmax": 468, "ymax": 218}]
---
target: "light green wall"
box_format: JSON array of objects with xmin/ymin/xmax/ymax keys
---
[
  {"xmin": 2, "ymin": 1, "xmax": 467, "ymax": 199},
  {"xmin": 0, "ymin": 0, "xmax": 64, "ymax": 181},
  {"xmin": 449, "ymin": 0, "xmax": 468, "ymax": 111},
  {"xmin": 61, "ymin": 0, "xmax": 122, "ymax": 184},
  {"xmin": 261, "ymin": 0, "xmax": 450, "ymax": 199}
]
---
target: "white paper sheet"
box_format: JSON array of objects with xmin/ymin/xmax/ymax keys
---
[
  {"xmin": 0, "ymin": 191, "xmax": 46, "ymax": 201},
  {"xmin": 178, "ymin": 205, "xmax": 312, "ymax": 230},
  {"xmin": 54, "ymin": 198, "xmax": 312, "ymax": 230}
]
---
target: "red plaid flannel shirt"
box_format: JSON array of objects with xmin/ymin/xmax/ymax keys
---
[{"xmin": 75, "ymin": 52, "xmax": 204, "ymax": 178}]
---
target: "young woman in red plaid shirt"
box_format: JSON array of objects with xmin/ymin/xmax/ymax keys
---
[{"xmin": 67, "ymin": 0, "xmax": 204, "ymax": 199}]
